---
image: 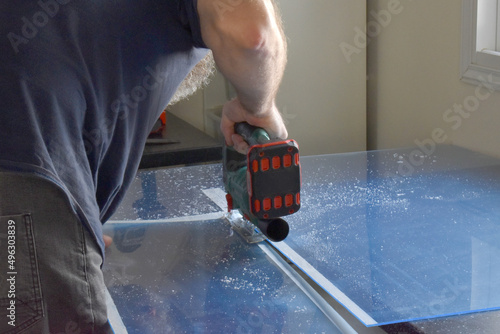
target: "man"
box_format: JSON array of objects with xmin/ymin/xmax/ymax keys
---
[{"xmin": 0, "ymin": 0, "xmax": 287, "ymax": 333}]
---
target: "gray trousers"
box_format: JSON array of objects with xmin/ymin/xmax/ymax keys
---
[{"xmin": 0, "ymin": 172, "xmax": 113, "ymax": 334}]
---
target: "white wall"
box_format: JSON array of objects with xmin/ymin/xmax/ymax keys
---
[
  {"xmin": 275, "ymin": 0, "xmax": 367, "ymax": 156},
  {"xmin": 368, "ymin": 0, "xmax": 500, "ymax": 158},
  {"xmin": 170, "ymin": 0, "xmax": 367, "ymax": 156}
]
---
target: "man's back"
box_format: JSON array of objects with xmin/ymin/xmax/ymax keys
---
[
  {"xmin": 0, "ymin": 0, "xmax": 208, "ymax": 251},
  {"xmin": 0, "ymin": 1, "xmax": 289, "ymax": 332}
]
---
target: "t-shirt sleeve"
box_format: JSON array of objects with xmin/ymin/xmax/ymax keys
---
[{"xmin": 179, "ymin": 0, "xmax": 208, "ymax": 48}]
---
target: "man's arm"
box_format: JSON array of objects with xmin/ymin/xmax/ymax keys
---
[{"xmin": 197, "ymin": 0, "xmax": 288, "ymax": 152}]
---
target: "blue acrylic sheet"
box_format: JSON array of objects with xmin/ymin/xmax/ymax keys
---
[
  {"xmin": 103, "ymin": 220, "xmax": 341, "ymax": 333},
  {"xmin": 105, "ymin": 144, "xmax": 500, "ymax": 329},
  {"xmin": 272, "ymin": 145, "xmax": 500, "ymax": 326}
]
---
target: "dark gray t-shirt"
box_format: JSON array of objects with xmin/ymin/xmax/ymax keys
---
[{"xmin": 0, "ymin": 0, "xmax": 208, "ymax": 253}]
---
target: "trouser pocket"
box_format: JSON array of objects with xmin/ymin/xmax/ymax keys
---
[{"xmin": 0, "ymin": 214, "xmax": 44, "ymax": 334}]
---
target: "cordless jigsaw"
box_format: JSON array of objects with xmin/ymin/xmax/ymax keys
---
[{"xmin": 223, "ymin": 122, "xmax": 301, "ymax": 243}]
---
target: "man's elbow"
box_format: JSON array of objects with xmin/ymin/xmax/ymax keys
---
[
  {"xmin": 200, "ymin": 0, "xmax": 285, "ymax": 53},
  {"xmin": 238, "ymin": 23, "xmax": 284, "ymax": 57}
]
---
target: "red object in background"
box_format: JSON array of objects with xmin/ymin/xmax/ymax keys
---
[
  {"xmin": 148, "ymin": 111, "xmax": 166, "ymax": 138},
  {"xmin": 159, "ymin": 111, "xmax": 166, "ymax": 125}
]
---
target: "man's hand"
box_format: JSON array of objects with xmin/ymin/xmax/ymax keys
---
[
  {"xmin": 221, "ymin": 98, "xmax": 287, "ymax": 153},
  {"xmin": 103, "ymin": 234, "xmax": 113, "ymax": 248}
]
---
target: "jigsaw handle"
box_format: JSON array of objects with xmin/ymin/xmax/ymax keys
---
[{"xmin": 234, "ymin": 122, "xmax": 271, "ymax": 146}]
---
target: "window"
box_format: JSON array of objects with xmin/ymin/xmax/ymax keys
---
[
  {"xmin": 461, "ymin": 0, "xmax": 500, "ymax": 90},
  {"xmin": 476, "ymin": 0, "xmax": 500, "ymax": 52}
]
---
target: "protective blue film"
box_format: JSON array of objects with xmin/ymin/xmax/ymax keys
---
[
  {"xmin": 272, "ymin": 145, "xmax": 500, "ymax": 326},
  {"xmin": 103, "ymin": 220, "xmax": 341, "ymax": 333},
  {"xmin": 105, "ymin": 145, "xmax": 500, "ymax": 329},
  {"xmin": 110, "ymin": 164, "xmax": 225, "ymax": 221}
]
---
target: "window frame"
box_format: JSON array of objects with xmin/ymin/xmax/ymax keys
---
[
  {"xmin": 497, "ymin": 0, "xmax": 500, "ymax": 50},
  {"xmin": 496, "ymin": 0, "xmax": 500, "ymax": 52},
  {"xmin": 461, "ymin": 0, "xmax": 500, "ymax": 90}
]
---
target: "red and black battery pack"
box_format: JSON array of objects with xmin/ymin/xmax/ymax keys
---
[{"xmin": 247, "ymin": 139, "xmax": 301, "ymax": 220}]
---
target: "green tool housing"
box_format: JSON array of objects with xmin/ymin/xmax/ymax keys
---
[{"xmin": 223, "ymin": 123, "xmax": 301, "ymax": 242}]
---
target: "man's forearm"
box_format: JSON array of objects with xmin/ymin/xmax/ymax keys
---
[{"xmin": 198, "ymin": 0, "xmax": 287, "ymax": 115}]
